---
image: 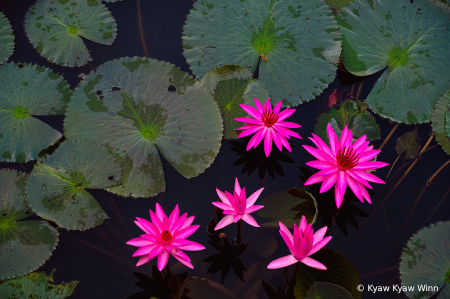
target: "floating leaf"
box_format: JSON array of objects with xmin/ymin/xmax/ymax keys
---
[
  {"xmin": 182, "ymin": 0, "xmax": 341, "ymax": 107},
  {"xmin": 0, "ymin": 169, "xmax": 59, "ymax": 280},
  {"xmin": 200, "ymin": 65, "xmax": 269, "ymax": 139},
  {"xmin": 395, "ymin": 131, "xmax": 421, "ymax": 159},
  {"xmin": 24, "ymin": 0, "xmax": 117, "ymax": 67},
  {"xmin": 305, "ymin": 282, "xmax": 354, "ymax": 299},
  {"xmin": 294, "ymin": 249, "xmax": 361, "ymax": 299},
  {"xmin": 180, "ymin": 277, "xmax": 239, "ymax": 299},
  {"xmin": 431, "ymin": 90, "xmax": 450, "ymax": 155},
  {"xmin": 400, "ymin": 221, "xmax": 450, "ymax": 299},
  {"xmin": 257, "ymin": 188, "xmax": 318, "ymax": 228},
  {"xmin": 0, "ymin": 269, "xmax": 78, "ymax": 298},
  {"xmin": 64, "ymin": 57, "xmax": 223, "ymax": 198},
  {"xmin": 25, "ymin": 141, "xmax": 122, "ymax": 230},
  {"xmin": 0, "ymin": 63, "xmax": 70, "ymax": 162},
  {"xmin": 314, "ymin": 100, "xmax": 380, "ymax": 143},
  {"xmin": 324, "ymin": 0, "xmax": 356, "ymax": 11},
  {"xmin": 337, "ymin": 0, "xmax": 450, "ymax": 124},
  {"xmin": 0, "ymin": 12, "xmax": 14, "ymax": 64}
]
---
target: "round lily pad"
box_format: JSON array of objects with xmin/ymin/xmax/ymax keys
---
[
  {"xmin": 25, "ymin": 141, "xmax": 122, "ymax": 230},
  {"xmin": 182, "ymin": 0, "xmax": 341, "ymax": 107},
  {"xmin": 395, "ymin": 131, "xmax": 421, "ymax": 159},
  {"xmin": 400, "ymin": 221, "xmax": 450, "ymax": 299},
  {"xmin": 0, "ymin": 63, "xmax": 70, "ymax": 163},
  {"xmin": 200, "ymin": 65, "xmax": 269, "ymax": 139},
  {"xmin": 0, "ymin": 269, "xmax": 78, "ymax": 298},
  {"xmin": 324, "ymin": 0, "xmax": 356, "ymax": 11},
  {"xmin": 64, "ymin": 57, "xmax": 223, "ymax": 198},
  {"xmin": 257, "ymin": 187, "xmax": 318, "ymax": 228},
  {"xmin": 0, "ymin": 169, "xmax": 59, "ymax": 280},
  {"xmin": 0, "ymin": 12, "xmax": 14, "ymax": 64},
  {"xmin": 314, "ymin": 100, "xmax": 380, "ymax": 143},
  {"xmin": 294, "ymin": 249, "xmax": 362, "ymax": 299},
  {"xmin": 305, "ymin": 282, "xmax": 354, "ymax": 299},
  {"xmin": 24, "ymin": 0, "xmax": 117, "ymax": 67},
  {"xmin": 431, "ymin": 90, "xmax": 450, "ymax": 155},
  {"xmin": 337, "ymin": 0, "xmax": 450, "ymax": 124}
]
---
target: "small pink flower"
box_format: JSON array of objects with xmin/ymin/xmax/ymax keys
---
[
  {"xmin": 303, "ymin": 124, "xmax": 389, "ymax": 208},
  {"xmin": 267, "ymin": 216, "xmax": 331, "ymax": 270},
  {"xmin": 126, "ymin": 203, "xmax": 205, "ymax": 271},
  {"xmin": 213, "ymin": 178, "xmax": 264, "ymax": 230},
  {"xmin": 234, "ymin": 98, "xmax": 302, "ymax": 157}
]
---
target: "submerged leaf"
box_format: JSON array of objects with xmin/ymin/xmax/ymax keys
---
[
  {"xmin": 180, "ymin": 277, "xmax": 239, "ymax": 299},
  {"xmin": 0, "ymin": 170, "xmax": 59, "ymax": 280},
  {"xmin": 0, "ymin": 12, "xmax": 14, "ymax": 64},
  {"xmin": 395, "ymin": 131, "xmax": 421, "ymax": 159},
  {"xmin": 64, "ymin": 57, "xmax": 223, "ymax": 198},
  {"xmin": 431, "ymin": 90, "xmax": 450, "ymax": 155},
  {"xmin": 305, "ymin": 282, "xmax": 353, "ymax": 299},
  {"xmin": 25, "ymin": 141, "xmax": 122, "ymax": 230}
]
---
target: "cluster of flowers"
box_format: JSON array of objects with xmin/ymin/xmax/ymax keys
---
[{"xmin": 127, "ymin": 98, "xmax": 388, "ymax": 272}]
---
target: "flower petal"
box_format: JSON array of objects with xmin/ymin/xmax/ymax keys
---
[
  {"xmin": 279, "ymin": 229, "xmax": 294, "ymax": 254},
  {"xmin": 214, "ymin": 215, "xmax": 234, "ymax": 230},
  {"xmin": 168, "ymin": 205, "xmax": 179, "ymax": 231},
  {"xmin": 300, "ymin": 215, "xmax": 307, "ymax": 231},
  {"xmin": 240, "ymin": 103, "xmax": 261, "ymax": 120},
  {"xmin": 157, "ymin": 250, "xmax": 169, "ymax": 271},
  {"xmin": 245, "ymin": 204, "xmax": 264, "ymax": 213},
  {"xmin": 300, "ymin": 256, "xmax": 327, "ymax": 270},
  {"xmin": 353, "ymin": 161, "xmax": 389, "ymax": 170},
  {"xmin": 216, "ymin": 188, "xmax": 231, "ymax": 205},
  {"xmin": 359, "ymin": 149, "xmax": 381, "ymax": 162},
  {"xmin": 304, "ymin": 172, "xmax": 325, "ymax": 185},
  {"xmin": 175, "ymin": 224, "xmax": 199, "ymax": 240},
  {"xmin": 277, "ymin": 121, "xmax": 301, "ymax": 129},
  {"xmin": 136, "ymin": 255, "xmax": 151, "ymax": 267},
  {"xmin": 311, "ymin": 133, "xmax": 335, "ymax": 158},
  {"xmin": 171, "ymin": 249, "xmax": 194, "ymax": 269},
  {"xmin": 234, "ymin": 177, "xmax": 241, "ymax": 195},
  {"xmin": 273, "ymin": 100, "xmax": 283, "ymax": 113},
  {"xmin": 242, "ymin": 213, "xmax": 259, "ymax": 227},
  {"xmin": 306, "ymin": 160, "xmax": 335, "ymax": 170},
  {"xmin": 233, "ymin": 214, "xmax": 243, "ymax": 222},
  {"xmin": 346, "ymin": 173, "xmax": 363, "ymax": 202},
  {"xmin": 255, "ymin": 98, "xmax": 264, "ymax": 113},
  {"xmin": 327, "ymin": 124, "xmax": 340, "ymax": 154},
  {"xmin": 279, "ymin": 221, "xmax": 293, "ymax": 243},
  {"xmin": 247, "ymin": 127, "xmax": 266, "ymax": 150},
  {"xmin": 176, "ymin": 240, "xmax": 205, "ymax": 251},
  {"xmin": 267, "ymin": 254, "xmax": 298, "ymax": 269},
  {"xmin": 264, "ymin": 128, "xmax": 273, "ymax": 157},
  {"xmin": 335, "ymin": 171, "xmax": 347, "ymax": 208},
  {"xmin": 135, "ymin": 217, "xmax": 158, "ymax": 236},
  {"xmin": 149, "ymin": 209, "xmax": 163, "ymax": 232},
  {"xmin": 212, "ymin": 201, "xmax": 233, "ymax": 211},
  {"xmin": 313, "ymin": 226, "xmax": 328, "ymax": 244},
  {"xmin": 237, "ymin": 125, "xmax": 263, "ymax": 138},
  {"xmin": 155, "ymin": 203, "xmax": 166, "ymax": 223},
  {"xmin": 132, "ymin": 244, "xmax": 157, "ymax": 257},
  {"xmin": 353, "ymin": 170, "xmax": 386, "ymax": 184},
  {"xmin": 271, "ymin": 129, "xmax": 283, "ymax": 152},
  {"xmin": 359, "ymin": 182, "xmax": 371, "ymax": 203},
  {"xmin": 340, "ymin": 126, "xmax": 352, "ymax": 149},
  {"xmin": 303, "ymin": 145, "xmax": 335, "ymax": 163},
  {"xmin": 246, "ymin": 187, "xmax": 264, "ymax": 208},
  {"xmin": 316, "ymin": 167, "xmax": 339, "ymax": 176},
  {"xmin": 319, "ymin": 172, "xmax": 339, "ymax": 193},
  {"xmin": 234, "ymin": 117, "xmax": 264, "ymax": 125},
  {"xmin": 277, "ymin": 108, "xmax": 295, "ymax": 122},
  {"xmin": 180, "ymin": 216, "xmax": 195, "ymax": 230},
  {"xmin": 351, "ymin": 134, "xmax": 367, "ymax": 150},
  {"xmin": 127, "ymin": 237, "xmax": 153, "ymax": 247}
]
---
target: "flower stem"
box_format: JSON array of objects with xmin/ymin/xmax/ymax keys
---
[
  {"xmin": 163, "ymin": 261, "xmax": 171, "ymax": 276},
  {"xmin": 236, "ymin": 220, "xmax": 242, "ymax": 245},
  {"xmin": 286, "ymin": 262, "xmax": 300, "ymax": 294}
]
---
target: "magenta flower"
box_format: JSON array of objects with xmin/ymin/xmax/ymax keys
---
[
  {"xmin": 126, "ymin": 203, "xmax": 205, "ymax": 271},
  {"xmin": 303, "ymin": 124, "xmax": 389, "ymax": 208},
  {"xmin": 234, "ymin": 98, "xmax": 302, "ymax": 157},
  {"xmin": 267, "ymin": 216, "xmax": 332, "ymax": 270},
  {"xmin": 213, "ymin": 178, "xmax": 264, "ymax": 230}
]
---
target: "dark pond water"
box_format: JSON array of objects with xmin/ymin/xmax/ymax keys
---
[{"xmin": 1, "ymin": 1, "xmax": 449, "ymax": 298}]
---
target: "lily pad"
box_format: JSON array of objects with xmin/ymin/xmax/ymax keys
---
[
  {"xmin": 24, "ymin": 0, "xmax": 117, "ymax": 67},
  {"xmin": 0, "ymin": 63, "xmax": 70, "ymax": 162},
  {"xmin": 399, "ymin": 221, "xmax": 450, "ymax": 299},
  {"xmin": 200, "ymin": 65, "xmax": 269, "ymax": 139},
  {"xmin": 324, "ymin": 0, "xmax": 356, "ymax": 11},
  {"xmin": 0, "ymin": 269, "xmax": 78, "ymax": 298},
  {"xmin": 257, "ymin": 187, "xmax": 318, "ymax": 228},
  {"xmin": 337, "ymin": 0, "xmax": 450, "ymax": 124},
  {"xmin": 431, "ymin": 90, "xmax": 450, "ymax": 155},
  {"xmin": 25, "ymin": 141, "xmax": 122, "ymax": 230},
  {"xmin": 314, "ymin": 100, "xmax": 380, "ymax": 143},
  {"xmin": 305, "ymin": 282, "xmax": 354, "ymax": 299},
  {"xmin": 0, "ymin": 169, "xmax": 59, "ymax": 280},
  {"xmin": 182, "ymin": 0, "xmax": 341, "ymax": 107},
  {"xmin": 64, "ymin": 57, "xmax": 223, "ymax": 198},
  {"xmin": 180, "ymin": 277, "xmax": 239, "ymax": 299},
  {"xmin": 395, "ymin": 131, "xmax": 421, "ymax": 159},
  {"xmin": 0, "ymin": 12, "xmax": 14, "ymax": 64},
  {"xmin": 294, "ymin": 249, "xmax": 362, "ymax": 299}
]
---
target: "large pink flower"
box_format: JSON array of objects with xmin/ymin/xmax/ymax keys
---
[
  {"xmin": 303, "ymin": 124, "xmax": 389, "ymax": 208},
  {"xmin": 234, "ymin": 98, "xmax": 302, "ymax": 157},
  {"xmin": 126, "ymin": 203, "xmax": 205, "ymax": 271},
  {"xmin": 267, "ymin": 216, "xmax": 331, "ymax": 270},
  {"xmin": 213, "ymin": 178, "xmax": 264, "ymax": 230}
]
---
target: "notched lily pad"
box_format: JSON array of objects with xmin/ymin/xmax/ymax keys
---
[
  {"xmin": 257, "ymin": 187, "xmax": 318, "ymax": 228},
  {"xmin": 25, "ymin": 141, "xmax": 122, "ymax": 230},
  {"xmin": 24, "ymin": 0, "xmax": 117, "ymax": 67},
  {"xmin": 395, "ymin": 131, "xmax": 421, "ymax": 159},
  {"xmin": 0, "ymin": 12, "xmax": 14, "ymax": 64},
  {"xmin": 64, "ymin": 57, "xmax": 223, "ymax": 198},
  {"xmin": 0, "ymin": 63, "xmax": 70, "ymax": 162},
  {"xmin": 314, "ymin": 100, "xmax": 380, "ymax": 143},
  {"xmin": 431, "ymin": 90, "xmax": 450, "ymax": 155},
  {"xmin": 183, "ymin": 0, "xmax": 341, "ymax": 107},
  {"xmin": 400, "ymin": 221, "xmax": 450, "ymax": 299},
  {"xmin": 0, "ymin": 269, "xmax": 78, "ymax": 298},
  {"xmin": 324, "ymin": 0, "xmax": 357, "ymax": 11},
  {"xmin": 0, "ymin": 169, "xmax": 59, "ymax": 280},
  {"xmin": 337, "ymin": 0, "xmax": 450, "ymax": 124},
  {"xmin": 305, "ymin": 282, "xmax": 354, "ymax": 299},
  {"xmin": 200, "ymin": 65, "xmax": 269, "ymax": 139}
]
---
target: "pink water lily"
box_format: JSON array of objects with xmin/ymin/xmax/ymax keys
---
[
  {"xmin": 213, "ymin": 178, "xmax": 264, "ymax": 230},
  {"xmin": 234, "ymin": 98, "xmax": 302, "ymax": 157},
  {"xmin": 303, "ymin": 124, "xmax": 389, "ymax": 208},
  {"xmin": 126, "ymin": 203, "xmax": 205, "ymax": 271},
  {"xmin": 267, "ymin": 216, "xmax": 331, "ymax": 270}
]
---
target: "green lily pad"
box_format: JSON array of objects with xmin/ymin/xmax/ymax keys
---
[
  {"xmin": 0, "ymin": 12, "xmax": 14, "ymax": 64},
  {"xmin": 305, "ymin": 282, "xmax": 354, "ymax": 299},
  {"xmin": 294, "ymin": 249, "xmax": 362, "ymax": 299},
  {"xmin": 314, "ymin": 100, "xmax": 380, "ymax": 143},
  {"xmin": 64, "ymin": 57, "xmax": 223, "ymax": 198},
  {"xmin": 0, "ymin": 269, "xmax": 78, "ymax": 298},
  {"xmin": 25, "ymin": 141, "xmax": 122, "ymax": 230},
  {"xmin": 324, "ymin": 0, "xmax": 356, "ymax": 11},
  {"xmin": 337, "ymin": 0, "xmax": 450, "ymax": 124},
  {"xmin": 395, "ymin": 131, "xmax": 421, "ymax": 159},
  {"xmin": 431, "ymin": 90, "xmax": 450, "ymax": 155},
  {"xmin": 200, "ymin": 65, "xmax": 269, "ymax": 139},
  {"xmin": 0, "ymin": 63, "xmax": 70, "ymax": 162},
  {"xmin": 400, "ymin": 221, "xmax": 450, "ymax": 299},
  {"xmin": 182, "ymin": 0, "xmax": 341, "ymax": 107},
  {"xmin": 24, "ymin": 0, "xmax": 117, "ymax": 67},
  {"xmin": 0, "ymin": 169, "xmax": 59, "ymax": 280},
  {"xmin": 257, "ymin": 187, "xmax": 318, "ymax": 228}
]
